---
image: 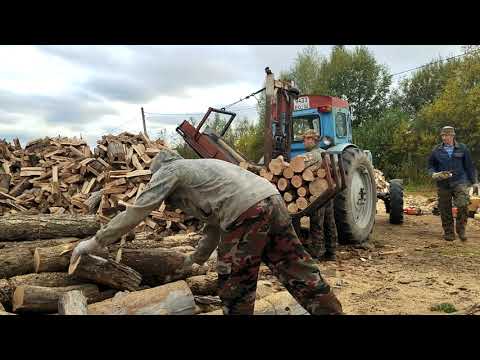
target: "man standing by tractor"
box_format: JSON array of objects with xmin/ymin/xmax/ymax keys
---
[
  {"xmin": 428, "ymin": 126, "xmax": 478, "ymax": 241},
  {"xmin": 302, "ymin": 129, "xmax": 338, "ymax": 261},
  {"xmin": 69, "ymin": 148, "xmax": 343, "ymax": 315}
]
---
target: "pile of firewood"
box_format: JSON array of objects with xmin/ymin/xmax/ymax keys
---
[
  {"xmin": 0, "ymin": 214, "xmax": 298, "ymax": 315},
  {"xmin": 0, "ymin": 133, "xmax": 201, "ymax": 236},
  {"xmin": 374, "ymin": 168, "xmax": 389, "ymax": 193},
  {"xmin": 242, "ymin": 155, "xmax": 331, "ymax": 214}
]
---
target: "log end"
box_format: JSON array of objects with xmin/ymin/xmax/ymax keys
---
[
  {"xmin": 33, "ymin": 248, "xmax": 41, "ymax": 273},
  {"xmin": 68, "ymin": 256, "xmax": 81, "ymax": 275},
  {"xmin": 12, "ymin": 286, "xmax": 25, "ymax": 312}
]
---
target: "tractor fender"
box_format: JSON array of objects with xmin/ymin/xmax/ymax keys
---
[{"xmin": 327, "ymin": 144, "xmax": 372, "ymax": 164}]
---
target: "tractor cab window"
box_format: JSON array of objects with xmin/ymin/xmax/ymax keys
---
[
  {"xmin": 292, "ymin": 116, "xmax": 320, "ymax": 141},
  {"xmin": 335, "ymin": 112, "xmax": 347, "ymax": 138}
]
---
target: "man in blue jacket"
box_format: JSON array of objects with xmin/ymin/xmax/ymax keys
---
[{"xmin": 428, "ymin": 126, "xmax": 478, "ymax": 241}]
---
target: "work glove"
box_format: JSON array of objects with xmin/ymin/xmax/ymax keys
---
[
  {"xmin": 432, "ymin": 171, "xmax": 451, "ymax": 181},
  {"xmin": 70, "ymin": 236, "xmax": 102, "ymax": 265}
]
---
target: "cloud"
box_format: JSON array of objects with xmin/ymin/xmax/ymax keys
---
[{"xmin": 0, "ymin": 89, "xmax": 118, "ymax": 125}]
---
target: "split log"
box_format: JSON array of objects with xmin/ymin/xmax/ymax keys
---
[
  {"xmin": 296, "ymin": 197, "xmax": 309, "ymax": 211},
  {"xmin": 68, "ymin": 254, "xmax": 142, "ymax": 291},
  {"xmin": 259, "ymin": 168, "xmax": 274, "ymax": 182},
  {"xmin": 0, "ymin": 173, "xmax": 11, "ymax": 193},
  {"xmin": 0, "ymin": 214, "xmax": 100, "ymax": 241},
  {"xmin": 83, "ymin": 190, "xmax": 103, "ymax": 214},
  {"xmin": 283, "ymin": 192, "xmax": 294, "ymax": 203},
  {"xmin": 185, "ymin": 272, "xmax": 218, "ymax": 296},
  {"xmin": 309, "ymin": 178, "xmax": 329, "ymax": 196},
  {"xmin": 290, "ymin": 156, "xmax": 305, "ymax": 173},
  {"xmin": 282, "ymin": 166, "xmax": 294, "ymax": 179},
  {"xmin": 291, "ymin": 175, "xmax": 303, "ymax": 189},
  {"xmin": 34, "ymin": 242, "xmax": 109, "ymax": 273},
  {"xmin": 13, "ymin": 284, "xmax": 100, "ymax": 313},
  {"xmin": 277, "ymin": 178, "xmax": 290, "ymax": 192},
  {"xmin": 287, "ymin": 203, "xmax": 299, "ymax": 214},
  {"xmin": 116, "ymin": 248, "xmax": 207, "ymax": 286},
  {"xmin": 297, "ymin": 187, "xmax": 308, "ymax": 198},
  {"xmin": 87, "ymin": 280, "xmax": 196, "ymax": 315},
  {"xmin": 58, "ymin": 290, "xmax": 88, "ymax": 315},
  {"xmin": 202, "ymin": 291, "xmax": 308, "ymax": 315}
]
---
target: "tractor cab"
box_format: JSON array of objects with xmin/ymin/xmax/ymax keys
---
[{"xmin": 291, "ymin": 95, "xmax": 352, "ymax": 158}]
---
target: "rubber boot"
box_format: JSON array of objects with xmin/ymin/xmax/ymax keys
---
[
  {"xmin": 321, "ymin": 252, "xmax": 337, "ymax": 261},
  {"xmin": 456, "ymin": 206, "xmax": 468, "ymax": 241}
]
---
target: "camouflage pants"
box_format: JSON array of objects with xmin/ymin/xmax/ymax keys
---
[
  {"xmin": 437, "ymin": 184, "xmax": 470, "ymax": 236},
  {"xmin": 304, "ymin": 199, "xmax": 338, "ymax": 258},
  {"xmin": 217, "ymin": 194, "xmax": 343, "ymax": 315}
]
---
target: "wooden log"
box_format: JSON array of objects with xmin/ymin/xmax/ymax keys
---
[
  {"xmin": 0, "ymin": 237, "xmax": 79, "ymax": 250},
  {"xmin": 309, "ymin": 178, "xmax": 329, "ymax": 196},
  {"xmin": 83, "ymin": 190, "xmax": 104, "ymax": 214},
  {"xmin": 283, "ymin": 191, "xmax": 294, "ymax": 203},
  {"xmin": 259, "ymin": 168, "xmax": 274, "ymax": 182},
  {"xmin": 291, "ymin": 175, "xmax": 303, "ymax": 188},
  {"xmin": 239, "ymin": 162, "xmax": 262, "ymax": 175},
  {"xmin": 185, "ymin": 273, "xmax": 218, "ymax": 296},
  {"xmin": 317, "ymin": 168, "xmax": 326, "ymax": 178},
  {"xmin": 290, "ymin": 156, "xmax": 305, "ymax": 173},
  {"xmin": 87, "ymin": 280, "xmax": 196, "ymax": 315},
  {"xmin": 0, "ymin": 247, "xmax": 35, "ymax": 278},
  {"xmin": 68, "ymin": 254, "xmax": 142, "ymax": 291},
  {"xmin": 309, "ymin": 195, "xmax": 319, "ymax": 203},
  {"xmin": 8, "ymin": 178, "xmax": 31, "ymax": 197},
  {"xmin": 282, "ymin": 166, "xmax": 294, "ymax": 179},
  {"xmin": 287, "ymin": 203, "xmax": 299, "ymax": 214},
  {"xmin": 58, "ymin": 290, "xmax": 88, "ymax": 315},
  {"xmin": 116, "ymin": 248, "xmax": 207, "ymax": 286},
  {"xmin": 202, "ymin": 291, "xmax": 308, "ymax": 315},
  {"xmin": 107, "ymin": 141, "xmax": 125, "ymax": 162},
  {"xmin": 268, "ymin": 158, "xmax": 288, "ymax": 176},
  {"xmin": 0, "ymin": 173, "xmax": 11, "ymax": 193},
  {"xmin": 34, "ymin": 242, "xmax": 109, "ymax": 273},
  {"xmin": 297, "ymin": 187, "xmax": 308, "ymax": 198},
  {"xmin": 277, "ymin": 178, "xmax": 290, "ymax": 192},
  {"xmin": 13, "ymin": 284, "xmax": 100, "ymax": 313},
  {"xmin": 302, "ymin": 168, "xmax": 315, "ymax": 182},
  {"xmin": 296, "ymin": 197, "xmax": 309, "ymax": 210},
  {"xmin": 0, "ymin": 214, "xmax": 101, "ymax": 241},
  {"xmin": 300, "ymin": 216, "xmax": 310, "ymax": 229}
]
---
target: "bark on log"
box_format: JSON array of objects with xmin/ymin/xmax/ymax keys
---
[
  {"xmin": 108, "ymin": 233, "xmax": 202, "ymax": 250},
  {"xmin": 69, "ymin": 254, "xmax": 142, "ymax": 291},
  {"xmin": 309, "ymin": 178, "xmax": 328, "ymax": 196},
  {"xmin": 117, "ymin": 248, "xmax": 207, "ymax": 286},
  {"xmin": 0, "ymin": 247, "xmax": 34, "ymax": 278},
  {"xmin": 0, "ymin": 173, "xmax": 11, "ymax": 193},
  {"xmin": 185, "ymin": 273, "xmax": 218, "ymax": 296},
  {"xmin": 0, "ymin": 237, "xmax": 79, "ymax": 250},
  {"xmin": 13, "ymin": 284, "xmax": 100, "ymax": 313},
  {"xmin": 87, "ymin": 280, "xmax": 196, "ymax": 315},
  {"xmin": 0, "ymin": 214, "xmax": 100, "ymax": 241},
  {"xmin": 84, "ymin": 190, "xmax": 103, "ymax": 214},
  {"xmin": 58, "ymin": 290, "xmax": 88, "ymax": 315}
]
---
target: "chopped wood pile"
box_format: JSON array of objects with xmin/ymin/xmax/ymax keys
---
[
  {"xmin": 243, "ymin": 155, "xmax": 332, "ymax": 215},
  {"xmin": 374, "ymin": 169, "xmax": 389, "ymax": 193},
  {"xmin": 0, "ymin": 133, "xmax": 201, "ymax": 237}
]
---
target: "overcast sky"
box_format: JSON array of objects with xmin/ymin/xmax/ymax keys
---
[{"xmin": 0, "ymin": 45, "xmax": 463, "ymax": 148}]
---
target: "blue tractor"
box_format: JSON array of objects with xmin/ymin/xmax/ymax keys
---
[{"xmin": 291, "ymin": 94, "xmax": 403, "ymax": 244}]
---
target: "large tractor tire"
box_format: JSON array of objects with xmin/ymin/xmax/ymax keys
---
[
  {"xmin": 334, "ymin": 147, "xmax": 377, "ymax": 244},
  {"xmin": 389, "ymin": 179, "xmax": 404, "ymax": 224}
]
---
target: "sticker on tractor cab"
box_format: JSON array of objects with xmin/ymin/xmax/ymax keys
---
[{"xmin": 294, "ymin": 96, "xmax": 310, "ymax": 111}]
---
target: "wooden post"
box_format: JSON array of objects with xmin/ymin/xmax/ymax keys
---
[{"xmin": 141, "ymin": 107, "xmax": 148, "ymax": 137}]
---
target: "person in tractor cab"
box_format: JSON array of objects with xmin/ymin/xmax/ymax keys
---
[
  {"xmin": 428, "ymin": 126, "xmax": 479, "ymax": 241},
  {"xmin": 69, "ymin": 148, "xmax": 343, "ymax": 315},
  {"xmin": 302, "ymin": 129, "xmax": 338, "ymax": 261}
]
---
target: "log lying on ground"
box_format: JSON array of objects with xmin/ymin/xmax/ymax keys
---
[
  {"xmin": 13, "ymin": 284, "xmax": 101, "ymax": 313},
  {"xmin": 290, "ymin": 156, "xmax": 305, "ymax": 173},
  {"xmin": 185, "ymin": 272, "xmax": 218, "ymax": 296},
  {"xmin": 34, "ymin": 242, "xmax": 109, "ymax": 273},
  {"xmin": 58, "ymin": 290, "xmax": 88, "ymax": 315},
  {"xmin": 0, "ymin": 247, "xmax": 35, "ymax": 279},
  {"xmin": 117, "ymin": 248, "xmax": 207, "ymax": 286},
  {"xmin": 0, "ymin": 237, "xmax": 79, "ymax": 250},
  {"xmin": 202, "ymin": 291, "xmax": 308, "ymax": 315},
  {"xmin": 0, "ymin": 272, "xmax": 84, "ymax": 309},
  {"xmin": 87, "ymin": 280, "xmax": 196, "ymax": 315},
  {"xmin": 0, "ymin": 214, "xmax": 100, "ymax": 241},
  {"xmin": 69, "ymin": 254, "xmax": 142, "ymax": 291}
]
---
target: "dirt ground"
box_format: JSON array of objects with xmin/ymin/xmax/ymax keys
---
[{"xmin": 264, "ymin": 192, "xmax": 480, "ymax": 315}]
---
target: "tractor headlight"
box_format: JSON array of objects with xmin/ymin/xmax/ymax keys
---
[{"xmin": 321, "ymin": 136, "xmax": 333, "ymax": 146}]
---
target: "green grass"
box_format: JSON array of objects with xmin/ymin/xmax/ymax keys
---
[{"xmin": 430, "ymin": 303, "xmax": 458, "ymax": 313}]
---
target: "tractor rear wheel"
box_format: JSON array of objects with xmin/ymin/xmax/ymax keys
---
[
  {"xmin": 389, "ymin": 179, "xmax": 404, "ymax": 224},
  {"xmin": 334, "ymin": 147, "xmax": 377, "ymax": 244}
]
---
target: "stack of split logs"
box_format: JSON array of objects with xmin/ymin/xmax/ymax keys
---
[
  {"xmin": 0, "ymin": 133, "xmax": 201, "ymax": 236},
  {"xmin": 374, "ymin": 169, "xmax": 389, "ymax": 194},
  {"xmin": 242, "ymin": 154, "xmax": 331, "ymax": 215},
  {"xmin": 0, "ymin": 215, "xmax": 305, "ymax": 315}
]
